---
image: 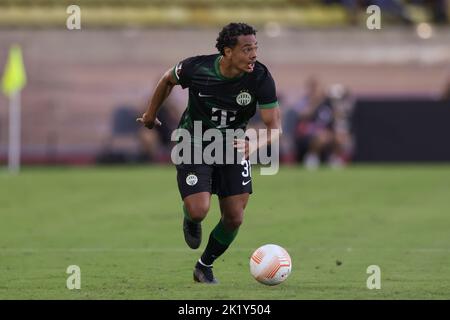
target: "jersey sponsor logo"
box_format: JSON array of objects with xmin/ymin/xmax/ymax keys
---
[
  {"xmin": 236, "ymin": 91, "xmax": 252, "ymax": 106},
  {"xmin": 186, "ymin": 173, "xmax": 198, "ymax": 186},
  {"xmin": 211, "ymin": 107, "xmax": 237, "ymax": 128}
]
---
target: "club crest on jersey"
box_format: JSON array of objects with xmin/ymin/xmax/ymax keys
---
[
  {"xmin": 236, "ymin": 91, "xmax": 252, "ymax": 106},
  {"xmin": 186, "ymin": 173, "xmax": 198, "ymax": 186}
]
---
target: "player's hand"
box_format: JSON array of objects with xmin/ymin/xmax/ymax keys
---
[{"xmin": 136, "ymin": 112, "xmax": 162, "ymax": 130}]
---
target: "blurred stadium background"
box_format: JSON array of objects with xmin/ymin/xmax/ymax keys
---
[{"xmin": 0, "ymin": 0, "xmax": 449, "ymax": 166}]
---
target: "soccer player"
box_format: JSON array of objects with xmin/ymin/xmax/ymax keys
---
[{"xmin": 137, "ymin": 23, "xmax": 281, "ymax": 284}]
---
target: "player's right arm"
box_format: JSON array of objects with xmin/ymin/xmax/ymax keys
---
[{"xmin": 136, "ymin": 68, "xmax": 179, "ymax": 129}]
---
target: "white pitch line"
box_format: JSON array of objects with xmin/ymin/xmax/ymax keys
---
[
  {"xmin": 0, "ymin": 247, "xmax": 449, "ymax": 253},
  {"xmin": 307, "ymin": 247, "xmax": 450, "ymax": 252},
  {"xmin": 0, "ymin": 248, "xmax": 258, "ymax": 253}
]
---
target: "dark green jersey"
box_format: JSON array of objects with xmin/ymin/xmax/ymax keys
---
[{"xmin": 172, "ymin": 54, "xmax": 278, "ymax": 135}]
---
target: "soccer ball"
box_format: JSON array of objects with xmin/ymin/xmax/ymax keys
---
[{"xmin": 249, "ymin": 244, "xmax": 292, "ymax": 286}]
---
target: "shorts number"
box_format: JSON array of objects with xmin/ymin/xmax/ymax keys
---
[{"xmin": 241, "ymin": 160, "xmax": 251, "ymax": 178}]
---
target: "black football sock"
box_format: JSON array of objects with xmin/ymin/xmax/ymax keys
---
[{"xmin": 199, "ymin": 219, "xmax": 239, "ymax": 266}]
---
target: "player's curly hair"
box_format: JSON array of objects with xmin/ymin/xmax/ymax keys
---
[{"xmin": 215, "ymin": 23, "xmax": 257, "ymax": 56}]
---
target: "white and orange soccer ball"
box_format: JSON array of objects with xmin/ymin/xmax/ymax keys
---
[{"xmin": 249, "ymin": 244, "xmax": 292, "ymax": 286}]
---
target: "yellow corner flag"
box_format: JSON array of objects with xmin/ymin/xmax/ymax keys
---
[{"xmin": 2, "ymin": 45, "xmax": 27, "ymax": 97}]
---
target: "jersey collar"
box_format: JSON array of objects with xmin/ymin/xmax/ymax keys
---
[{"xmin": 214, "ymin": 55, "xmax": 245, "ymax": 81}]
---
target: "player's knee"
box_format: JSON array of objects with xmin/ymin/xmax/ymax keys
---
[
  {"xmin": 223, "ymin": 212, "xmax": 244, "ymax": 230},
  {"xmin": 184, "ymin": 201, "xmax": 209, "ymax": 222}
]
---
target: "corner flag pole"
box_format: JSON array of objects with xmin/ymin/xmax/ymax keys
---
[
  {"xmin": 9, "ymin": 90, "xmax": 21, "ymax": 173},
  {"xmin": 2, "ymin": 45, "xmax": 27, "ymax": 174}
]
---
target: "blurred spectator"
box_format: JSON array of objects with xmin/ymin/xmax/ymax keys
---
[
  {"xmin": 417, "ymin": 0, "xmax": 448, "ymax": 24},
  {"xmin": 97, "ymin": 105, "xmax": 141, "ymax": 163},
  {"xmin": 289, "ymin": 77, "xmax": 354, "ymax": 169},
  {"xmin": 294, "ymin": 77, "xmax": 334, "ymax": 169},
  {"xmin": 442, "ymin": 76, "xmax": 450, "ymax": 101},
  {"xmin": 96, "ymin": 102, "xmax": 181, "ymax": 164},
  {"xmin": 136, "ymin": 123, "xmax": 161, "ymax": 162},
  {"xmin": 151, "ymin": 96, "xmax": 183, "ymax": 161},
  {"xmin": 327, "ymin": 84, "xmax": 355, "ymax": 167},
  {"xmin": 132, "ymin": 93, "xmax": 184, "ymax": 163}
]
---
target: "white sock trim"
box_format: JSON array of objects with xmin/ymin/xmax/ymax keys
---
[{"xmin": 198, "ymin": 259, "xmax": 213, "ymax": 268}]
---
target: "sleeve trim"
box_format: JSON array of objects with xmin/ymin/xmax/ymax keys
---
[
  {"xmin": 172, "ymin": 65, "xmax": 180, "ymax": 84},
  {"xmin": 258, "ymin": 101, "xmax": 279, "ymax": 109}
]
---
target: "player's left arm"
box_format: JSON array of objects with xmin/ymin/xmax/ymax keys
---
[
  {"xmin": 235, "ymin": 68, "xmax": 282, "ymax": 158},
  {"xmin": 257, "ymin": 67, "xmax": 281, "ymax": 135},
  {"xmin": 260, "ymin": 107, "xmax": 282, "ymax": 131},
  {"xmin": 256, "ymin": 106, "xmax": 282, "ymax": 155},
  {"xmin": 234, "ymin": 107, "xmax": 282, "ymax": 159},
  {"xmin": 247, "ymin": 67, "xmax": 282, "ymax": 158}
]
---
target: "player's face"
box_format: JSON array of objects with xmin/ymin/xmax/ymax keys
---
[{"xmin": 230, "ymin": 34, "xmax": 258, "ymax": 73}]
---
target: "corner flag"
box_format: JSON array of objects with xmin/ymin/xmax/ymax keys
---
[
  {"xmin": 2, "ymin": 45, "xmax": 27, "ymax": 97},
  {"xmin": 2, "ymin": 44, "xmax": 27, "ymax": 173}
]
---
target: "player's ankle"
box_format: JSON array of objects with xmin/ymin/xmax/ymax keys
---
[{"xmin": 197, "ymin": 259, "xmax": 213, "ymax": 268}]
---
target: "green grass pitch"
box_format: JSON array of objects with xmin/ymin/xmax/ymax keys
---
[{"xmin": 1, "ymin": 165, "xmax": 449, "ymax": 299}]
